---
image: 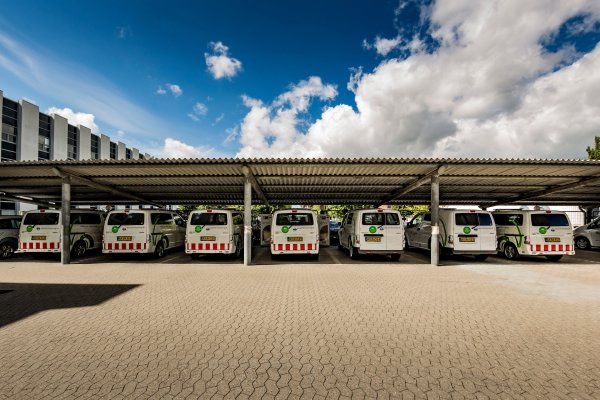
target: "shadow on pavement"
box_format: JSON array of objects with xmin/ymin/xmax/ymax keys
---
[{"xmin": 0, "ymin": 282, "xmax": 140, "ymax": 328}]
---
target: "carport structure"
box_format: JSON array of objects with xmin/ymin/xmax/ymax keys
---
[{"xmin": 1, "ymin": 158, "xmax": 599, "ymax": 266}]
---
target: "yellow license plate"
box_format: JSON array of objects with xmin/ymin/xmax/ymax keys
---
[
  {"xmin": 201, "ymin": 236, "xmax": 216, "ymax": 241},
  {"xmin": 459, "ymin": 237, "xmax": 476, "ymax": 242},
  {"xmin": 545, "ymin": 237, "xmax": 560, "ymax": 242},
  {"xmin": 287, "ymin": 236, "xmax": 303, "ymax": 242},
  {"xmin": 31, "ymin": 235, "xmax": 46, "ymax": 240},
  {"xmin": 117, "ymin": 236, "xmax": 132, "ymax": 241},
  {"xmin": 365, "ymin": 236, "xmax": 381, "ymax": 242}
]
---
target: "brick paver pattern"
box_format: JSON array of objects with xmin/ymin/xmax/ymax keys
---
[{"xmin": 1, "ymin": 260, "xmax": 599, "ymax": 399}]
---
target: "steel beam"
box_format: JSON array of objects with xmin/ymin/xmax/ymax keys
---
[
  {"xmin": 0, "ymin": 192, "xmax": 58, "ymax": 208},
  {"xmin": 241, "ymin": 165, "xmax": 270, "ymax": 206},
  {"xmin": 61, "ymin": 177, "xmax": 71, "ymax": 265},
  {"xmin": 430, "ymin": 173, "xmax": 440, "ymax": 267},
  {"xmin": 379, "ymin": 165, "xmax": 447, "ymax": 206},
  {"xmin": 52, "ymin": 167, "xmax": 163, "ymax": 208},
  {"xmin": 243, "ymin": 178, "xmax": 252, "ymax": 266}
]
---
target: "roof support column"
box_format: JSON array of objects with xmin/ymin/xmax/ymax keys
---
[
  {"xmin": 243, "ymin": 177, "xmax": 252, "ymax": 266},
  {"xmin": 430, "ymin": 173, "xmax": 440, "ymax": 266},
  {"xmin": 61, "ymin": 177, "xmax": 71, "ymax": 265}
]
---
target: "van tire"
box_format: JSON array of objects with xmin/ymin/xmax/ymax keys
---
[
  {"xmin": 474, "ymin": 254, "xmax": 488, "ymax": 261},
  {"xmin": 503, "ymin": 243, "xmax": 518, "ymax": 260},
  {"xmin": 390, "ymin": 254, "xmax": 401, "ymax": 261},
  {"xmin": 0, "ymin": 241, "xmax": 16, "ymax": 259},
  {"xmin": 71, "ymin": 240, "xmax": 87, "ymax": 258},
  {"xmin": 546, "ymin": 255, "xmax": 563, "ymax": 262},
  {"xmin": 575, "ymin": 237, "xmax": 590, "ymax": 250},
  {"xmin": 154, "ymin": 241, "xmax": 165, "ymax": 258},
  {"xmin": 312, "ymin": 253, "xmax": 320, "ymax": 261}
]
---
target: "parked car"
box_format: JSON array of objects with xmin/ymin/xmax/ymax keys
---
[
  {"xmin": 573, "ymin": 216, "xmax": 600, "ymax": 250},
  {"xmin": 329, "ymin": 220, "xmax": 340, "ymax": 245},
  {"xmin": 338, "ymin": 208, "xmax": 404, "ymax": 260},
  {"xmin": 406, "ymin": 209, "xmax": 496, "ymax": 260},
  {"xmin": 271, "ymin": 209, "xmax": 319, "ymax": 259},
  {"xmin": 0, "ymin": 215, "xmax": 21, "ymax": 259},
  {"xmin": 19, "ymin": 209, "xmax": 105, "ymax": 257},
  {"xmin": 492, "ymin": 209, "xmax": 575, "ymax": 261},
  {"xmin": 103, "ymin": 210, "xmax": 185, "ymax": 258},
  {"xmin": 186, "ymin": 209, "xmax": 244, "ymax": 258}
]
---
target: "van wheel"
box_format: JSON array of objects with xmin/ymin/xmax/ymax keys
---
[
  {"xmin": 390, "ymin": 254, "xmax": 401, "ymax": 261},
  {"xmin": 575, "ymin": 237, "xmax": 590, "ymax": 250},
  {"xmin": 0, "ymin": 242, "xmax": 16, "ymax": 259},
  {"xmin": 546, "ymin": 255, "xmax": 563, "ymax": 262},
  {"xmin": 154, "ymin": 241, "xmax": 165, "ymax": 258},
  {"xmin": 349, "ymin": 239, "xmax": 359, "ymax": 260},
  {"xmin": 312, "ymin": 253, "xmax": 320, "ymax": 261},
  {"xmin": 71, "ymin": 240, "xmax": 87, "ymax": 258},
  {"xmin": 474, "ymin": 254, "xmax": 488, "ymax": 261},
  {"xmin": 503, "ymin": 243, "xmax": 518, "ymax": 260},
  {"xmin": 190, "ymin": 253, "xmax": 199, "ymax": 260}
]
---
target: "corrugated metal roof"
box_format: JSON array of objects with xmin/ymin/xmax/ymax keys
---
[{"xmin": 1, "ymin": 157, "xmax": 599, "ymax": 206}]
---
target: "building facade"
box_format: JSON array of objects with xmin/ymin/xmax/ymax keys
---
[{"xmin": 1, "ymin": 90, "xmax": 151, "ymax": 215}]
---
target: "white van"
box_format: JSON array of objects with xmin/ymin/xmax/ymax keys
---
[
  {"xmin": 573, "ymin": 216, "xmax": 600, "ymax": 250},
  {"xmin": 338, "ymin": 208, "xmax": 404, "ymax": 260},
  {"xmin": 186, "ymin": 209, "xmax": 243, "ymax": 258},
  {"xmin": 103, "ymin": 210, "xmax": 185, "ymax": 258},
  {"xmin": 259, "ymin": 214, "xmax": 272, "ymax": 246},
  {"xmin": 19, "ymin": 209, "xmax": 105, "ymax": 257},
  {"xmin": 405, "ymin": 209, "xmax": 496, "ymax": 260},
  {"xmin": 318, "ymin": 214, "xmax": 331, "ymax": 247},
  {"xmin": 0, "ymin": 216, "xmax": 22, "ymax": 259},
  {"xmin": 493, "ymin": 209, "xmax": 575, "ymax": 261},
  {"xmin": 271, "ymin": 209, "xmax": 319, "ymax": 259}
]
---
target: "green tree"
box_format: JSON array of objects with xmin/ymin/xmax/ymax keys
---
[{"xmin": 586, "ymin": 136, "xmax": 600, "ymax": 159}]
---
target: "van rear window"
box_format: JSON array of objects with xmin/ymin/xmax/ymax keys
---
[
  {"xmin": 531, "ymin": 213, "xmax": 569, "ymax": 227},
  {"xmin": 276, "ymin": 213, "xmax": 314, "ymax": 226},
  {"xmin": 191, "ymin": 213, "xmax": 227, "ymax": 225},
  {"xmin": 23, "ymin": 213, "xmax": 59, "ymax": 225},
  {"xmin": 71, "ymin": 213, "xmax": 102, "ymax": 225},
  {"xmin": 362, "ymin": 213, "xmax": 400, "ymax": 225},
  {"xmin": 107, "ymin": 213, "xmax": 144, "ymax": 225},
  {"xmin": 455, "ymin": 213, "xmax": 493, "ymax": 226},
  {"xmin": 493, "ymin": 214, "xmax": 523, "ymax": 226}
]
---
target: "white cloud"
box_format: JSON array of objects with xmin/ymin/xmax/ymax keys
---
[
  {"xmin": 117, "ymin": 129, "xmax": 125, "ymax": 138},
  {"xmin": 193, "ymin": 102, "xmax": 208, "ymax": 115},
  {"xmin": 187, "ymin": 113, "xmax": 199, "ymax": 122},
  {"xmin": 167, "ymin": 83, "xmax": 182, "ymax": 97},
  {"xmin": 212, "ymin": 112, "xmax": 225, "ymax": 126},
  {"xmin": 162, "ymin": 138, "xmax": 214, "ymax": 158},
  {"xmin": 155, "ymin": 87, "xmax": 167, "ymax": 95},
  {"xmin": 204, "ymin": 41, "xmax": 243, "ymax": 80},
  {"xmin": 116, "ymin": 26, "xmax": 132, "ymax": 39},
  {"xmin": 236, "ymin": 0, "xmax": 600, "ymax": 159},
  {"xmin": 364, "ymin": 36, "xmax": 402, "ymax": 56},
  {"xmin": 47, "ymin": 107, "xmax": 100, "ymax": 133}
]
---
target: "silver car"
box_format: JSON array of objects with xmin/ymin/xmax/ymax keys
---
[
  {"xmin": 0, "ymin": 216, "xmax": 21, "ymax": 259},
  {"xmin": 573, "ymin": 217, "xmax": 600, "ymax": 250}
]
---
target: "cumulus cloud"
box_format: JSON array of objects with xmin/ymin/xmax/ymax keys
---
[
  {"xmin": 167, "ymin": 83, "xmax": 182, "ymax": 97},
  {"xmin": 162, "ymin": 138, "xmax": 214, "ymax": 158},
  {"xmin": 188, "ymin": 102, "xmax": 208, "ymax": 121},
  {"xmin": 155, "ymin": 87, "xmax": 167, "ymax": 95},
  {"xmin": 205, "ymin": 41, "xmax": 243, "ymax": 80},
  {"xmin": 363, "ymin": 36, "xmax": 402, "ymax": 56},
  {"xmin": 236, "ymin": 0, "xmax": 600, "ymax": 159},
  {"xmin": 47, "ymin": 107, "xmax": 100, "ymax": 133}
]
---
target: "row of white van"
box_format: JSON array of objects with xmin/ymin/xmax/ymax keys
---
[{"xmin": 13, "ymin": 207, "xmax": 593, "ymax": 262}]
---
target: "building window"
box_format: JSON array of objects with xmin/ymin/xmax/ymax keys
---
[
  {"xmin": 139, "ymin": 154, "xmax": 144, "ymax": 160},
  {"xmin": 125, "ymin": 148, "xmax": 132, "ymax": 159},
  {"xmin": 2, "ymin": 98, "xmax": 18, "ymax": 162},
  {"xmin": 67, "ymin": 124, "xmax": 78, "ymax": 160},
  {"xmin": 109, "ymin": 142, "xmax": 117, "ymax": 159},
  {"xmin": 90, "ymin": 134, "xmax": 99, "ymax": 160},
  {"xmin": 38, "ymin": 113, "xmax": 51, "ymax": 160}
]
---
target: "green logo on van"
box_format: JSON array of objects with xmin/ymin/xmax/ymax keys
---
[
  {"xmin": 281, "ymin": 226, "xmax": 290, "ymax": 233},
  {"xmin": 463, "ymin": 227, "xmax": 471, "ymax": 234},
  {"xmin": 111, "ymin": 226, "xmax": 119, "ymax": 233},
  {"xmin": 195, "ymin": 225, "xmax": 202, "ymax": 233},
  {"xmin": 538, "ymin": 227, "xmax": 547, "ymax": 234},
  {"xmin": 26, "ymin": 225, "xmax": 33, "ymax": 232},
  {"xmin": 369, "ymin": 226, "xmax": 377, "ymax": 233}
]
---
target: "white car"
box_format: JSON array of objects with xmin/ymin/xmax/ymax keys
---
[
  {"xmin": 338, "ymin": 209, "xmax": 404, "ymax": 260},
  {"xmin": 573, "ymin": 216, "xmax": 600, "ymax": 250},
  {"xmin": 0, "ymin": 216, "xmax": 21, "ymax": 259},
  {"xmin": 186, "ymin": 209, "xmax": 243, "ymax": 258},
  {"xmin": 406, "ymin": 209, "xmax": 496, "ymax": 260},
  {"xmin": 271, "ymin": 209, "xmax": 319, "ymax": 259}
]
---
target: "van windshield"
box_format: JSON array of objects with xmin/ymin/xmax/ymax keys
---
[
  {"xmin": 531, "ymin": 213, "xmax": 569, "ymax": 227},
  {"xmin": 23, "ymin": 213, "xmax": 59, "ymax": 225},
  {"xmin": 362, "ymin": 213, "xmax": 400, "ymax": 225},
  {"xmin": 107, "ymin": 213, "xmax": 144, "ymax": 226},
  {"xmin": 455, "ymin": 213, "xmax": 493, "ymax": 226},
  {"xmin": 276, "ymin": 213, "xmax": 314, "ymax": 226},
  {"xmin": 191, "ymin": 213, "xmax": 227, "ymax": 225}
]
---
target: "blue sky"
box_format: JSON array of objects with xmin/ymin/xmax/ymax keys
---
[{"xmin": 1, "ymin": 1, "xmax": 600, "ymax": 159}]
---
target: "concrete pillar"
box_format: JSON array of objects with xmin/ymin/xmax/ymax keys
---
[
  {"xmin": 431, "ymin": 174, "xmax": 440, "ymax": 266},
  {"xmin": 100, "ymin": 134, "xmax": 110, "ymax": 159},
  {"xmin": 17, "ymin": 100, "xmax": 39, "ymax": 161},
  {"xmin": 78, "ymin": 125, "xmax": 92, "ymax": 160},
  {"xmin": 51, "ymin": 114, "xmax": 68, "ymax": 160},
  {"xmin": 243, "ymin": 178, "xmax": 252, "ymax": 266},
  {"xmin": 61, "ymin": 177, "xmax": 71, "ymax": 265},
  {"xmin": 132, "ymin": 148, "xmax": 139, "ymax": 160},
  {"xmin": 117, "ymin": 141, "xmax": 126, "ymax": 160}
]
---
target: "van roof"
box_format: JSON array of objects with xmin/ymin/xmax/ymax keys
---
[
  {"xmin": 274, "ymin": 208, "xmax": 314, "ymax": 213},
  {"xmin": 492, "ymin": 209, "xmax": 566, "ymax": 214},
  {"xmin": 192, "ymin": 208, "xmax": 239, "ymax": 213},
  {"xmin": 348, "ymin": 208, "xmax": 401, "ymax": 213},
  {"xmin": 107, "ymin": 209, "xmax": 172, "ymax": 214},
  {"xmin": 25, "ymin": 209, "xmax": 104, "ymax": 214}
]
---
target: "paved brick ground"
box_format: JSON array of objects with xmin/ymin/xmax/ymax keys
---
[{"xmin": 1, "ymin": 252, "xmax": 600, "ymax": 399}]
